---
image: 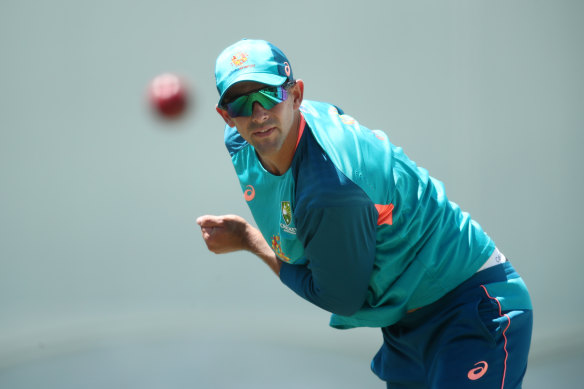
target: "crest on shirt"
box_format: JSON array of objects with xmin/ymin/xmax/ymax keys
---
[
  {"xmin": 280, "ymin": 201, "xmax": 296, "ymax": 235},
  {"xmin": 281, "ymin": 201, "xmax": 292, "ymax": 225}
]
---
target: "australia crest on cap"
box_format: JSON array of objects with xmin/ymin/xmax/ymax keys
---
[{"xmin": 231, "ymin": 52, "xmax": 249, "ymax": 67}]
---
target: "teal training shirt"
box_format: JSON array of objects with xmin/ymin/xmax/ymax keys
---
[{"xmin": 224, "ymin": 100, "xmax": 495, "ymax": 329}]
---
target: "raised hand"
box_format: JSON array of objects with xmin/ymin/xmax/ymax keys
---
[
  {"xmin": 196, "ymin": 214, "xmax": 251, "ymax": 254},
  {"xmin": 196, "ymin": 214, "xmax": 282, "ymax": 275}
]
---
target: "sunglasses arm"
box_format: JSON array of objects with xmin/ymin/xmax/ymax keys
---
[{"xmin": 216, "ymin": 105, "xmax": 236, "ymax": 127}]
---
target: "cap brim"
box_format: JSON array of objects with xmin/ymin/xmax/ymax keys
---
[{"xmin": 218, "ymin": 72, "xmax": 287, "ymax": 106}]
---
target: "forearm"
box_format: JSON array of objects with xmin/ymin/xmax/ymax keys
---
[
  {"xmin": 279, "ymin": 253, "xmax": 373, "ymax": 316},
  {"xmin": 280, "ymin": 204, "xmax": 377, "ymax": 316},
  {"xmin": 243, "ymin": 223, "xmax": 283, "ymax": 276}
]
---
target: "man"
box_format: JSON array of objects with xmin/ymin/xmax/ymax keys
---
[{"xmin": 197, "ymin": 38, "xmax": 533, "ymax": 388}]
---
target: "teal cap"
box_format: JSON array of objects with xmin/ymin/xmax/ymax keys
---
[{"xmin": 215, "ymin": 39, "xmax": 293, "ymax": 107}]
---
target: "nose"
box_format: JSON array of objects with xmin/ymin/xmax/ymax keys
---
[{"xmin": 250, "ymin": 101, "xmax": 269, "ymax": 121}]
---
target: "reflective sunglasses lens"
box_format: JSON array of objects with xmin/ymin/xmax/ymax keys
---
[
  {"xmin": 225, "ymin": 96, "xmax": 249, "ymax": 117},
  {"xmin": 225, "ymin": 86, "xmax": 287, "ymax": 117}
]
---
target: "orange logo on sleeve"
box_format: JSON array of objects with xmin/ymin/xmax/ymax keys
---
[
  {"xmin": 374, "ymin": 203, "xmax": 394, "ymax": 225},
  {"xmin": 467, "ymin": 361, "xmax": 488, "ymax": 380}
]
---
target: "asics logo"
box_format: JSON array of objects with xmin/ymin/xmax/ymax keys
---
[
  {"xmin": 467, "ymin": 361, "xmax": 488, "ymax": 381},
  {"xmin": 244, "ymin": 185, "xmax": 255, "ymax": 202}
]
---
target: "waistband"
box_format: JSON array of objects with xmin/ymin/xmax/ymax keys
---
[
  {"xmin": 477, "ymin": 247, "xmax": 507, "ymax": 272},
  {"xmin": 398, "ymin": 261, "xmax": 518, "ymax": 327}
]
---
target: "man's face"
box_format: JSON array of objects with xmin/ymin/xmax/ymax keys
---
[{"xmin": 217, "ymin": 81, "xmax": 302, "ymax": 168}]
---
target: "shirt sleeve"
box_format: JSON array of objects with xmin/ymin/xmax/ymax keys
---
[{"xmin": 279, "ymin": 202, "xmax": 377, "ymax": 316}]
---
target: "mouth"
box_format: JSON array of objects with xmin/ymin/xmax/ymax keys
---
[{"xmin": 252, "ymin": 127, "xmax": 276, "ymax": 138}]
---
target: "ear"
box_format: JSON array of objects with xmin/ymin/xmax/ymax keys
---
[
  {"xmin": 290, "ymin": 79, "xmax": 304, "ymax": 110},
  {"xmin": 216, "ymin": 105, "xmax": 235, "ymax": 127}
]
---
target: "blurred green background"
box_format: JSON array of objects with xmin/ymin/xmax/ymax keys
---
[{"xmin": 1, "ymin": 1, "xmax": 582, "ymax": 387}]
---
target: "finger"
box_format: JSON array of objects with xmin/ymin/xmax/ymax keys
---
[
  {"xmin": 196, "ymin": 215, "xmax": 223, "ymax": 227},
  {"xmin": 201, "ymin": 226, "xmax": 216, "ymax": 237}
]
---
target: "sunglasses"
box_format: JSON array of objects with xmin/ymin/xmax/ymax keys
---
[{"xmin": 221, "ymin": 82, "xmax": 294, "ymax": 117}]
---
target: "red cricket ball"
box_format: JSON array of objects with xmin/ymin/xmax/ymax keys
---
[{"xmin": 148, "ymin": 73, "xmax": 188, "ymax": 118}]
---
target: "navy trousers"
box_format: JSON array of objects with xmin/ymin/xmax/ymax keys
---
[{"xmin": 372, "ymin": 262, "xmax": 533, "ymax": 388}]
